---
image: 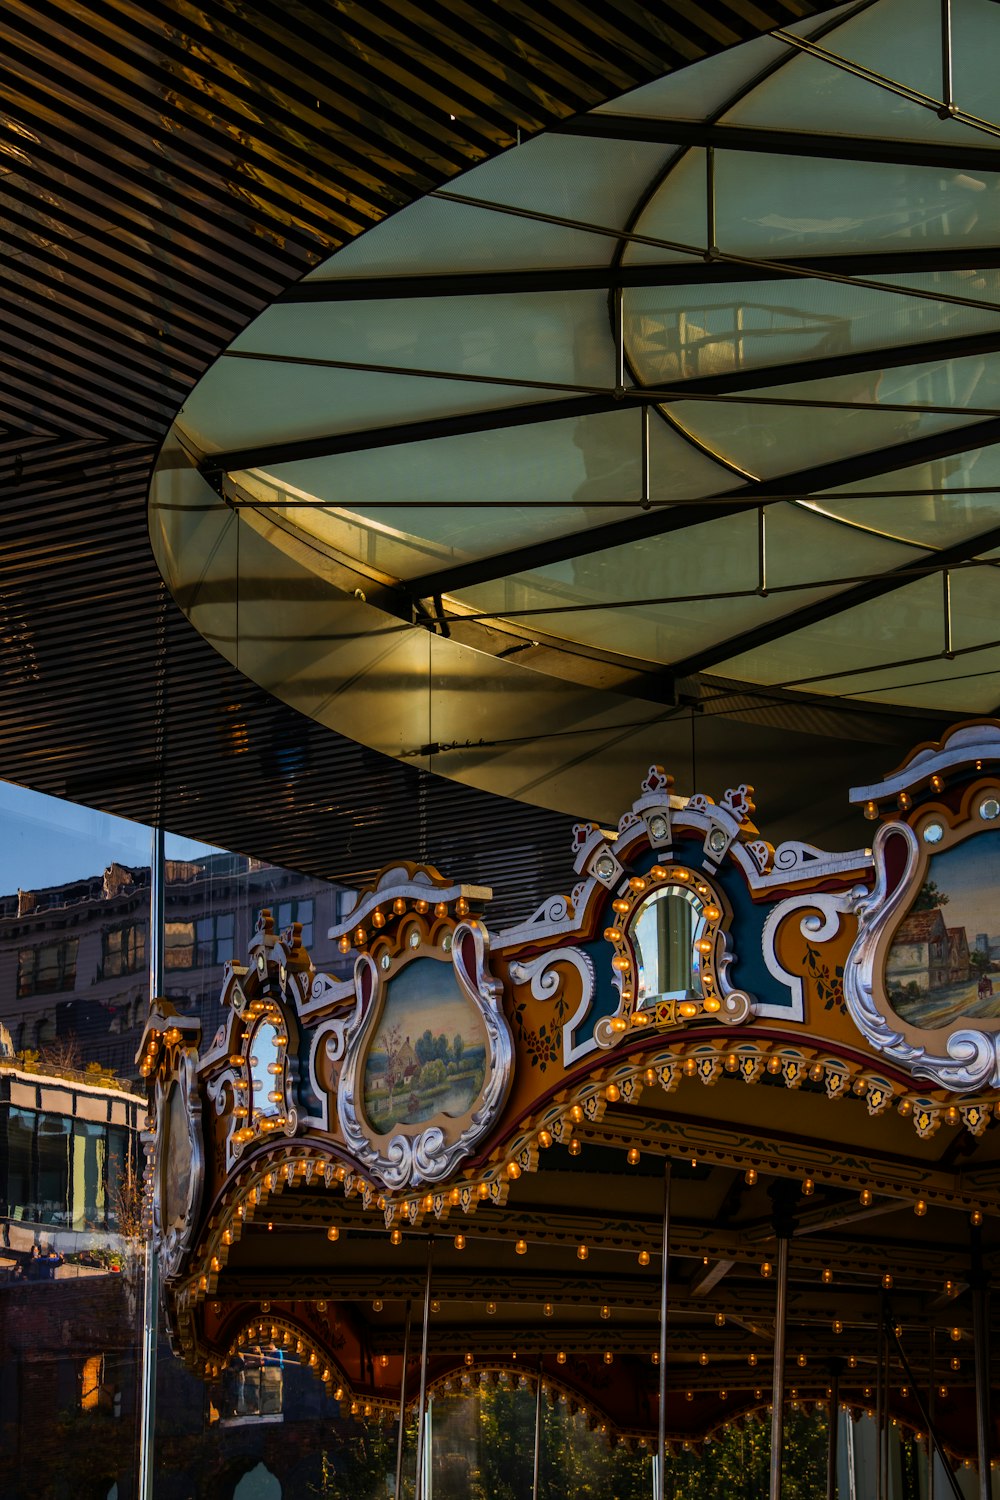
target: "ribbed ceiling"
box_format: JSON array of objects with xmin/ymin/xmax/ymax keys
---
[{"xmin": 0, "ymin": 0, "xmax": 859, "ymax": 926}]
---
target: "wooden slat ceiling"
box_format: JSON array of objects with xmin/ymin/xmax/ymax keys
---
[{"xmin": 0, "ymin": 0, "xmax": 840, "ymax": 925}]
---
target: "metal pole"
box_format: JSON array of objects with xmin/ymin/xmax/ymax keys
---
[
  {"xmin": 656, "ymin": 1160, "xmax": 672, "ymax": 1500},
  {"xmin": 532, "ymin": 1360, "xmax": 543, "ymax": 1500},
  {"xmin": 928, "ymin": 1328, "xmax": 935, "ymax": 1500},
  {"xmin": 882, "ymin": 1304, "xmax": 891, "ymax": 1500},
  {"xmin": 137, "ymin": 825, "xmax": 164, "ymax": 1500},
  {"xmin": 395, "ymin": 1298, "xmax": 412, "ymax": 1500},
  {"xmin": 827, "ymin": 1365, "xmax": 840, "ymax": 1500},
  {"xmin": 769, "ymin": 1232, "xmax": 789, "ymax": 1500},
  {"xmin": 884, "ymin": 1317, "xmax": 963, "ymax": 1500},
  {"xmin": 413, "ymin": 1238, "xmax": 434, "ymax": 1500},
  {"xmin": 971, "ymin": 1226, "xmax": 991, "ymax": 1500},
  {"xmin": 875, "ymin": 1296, "xmax": 884, "ymax": 1500}
]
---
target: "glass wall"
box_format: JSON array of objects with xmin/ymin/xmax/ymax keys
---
[{"xmin": 0, "ymin": 779, "xmax": 361, "ymax": 1500}]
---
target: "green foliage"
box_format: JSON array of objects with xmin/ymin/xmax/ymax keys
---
[
  {"xmin": 913, "ymin": 879, "xmax": 949, "ymax": 912},
  {"xmin": 301, "ymin": 1388, "xmax": 829, "ymax": 1500}
]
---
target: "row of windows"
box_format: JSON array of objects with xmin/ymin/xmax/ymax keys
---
[
  {"xmin": 15, "ymin": 900, "xmax": 316, "ymax": 994},
  {"xmin": 2, "ymin": 1106, "xmax": 132, "ymax": 1231}
]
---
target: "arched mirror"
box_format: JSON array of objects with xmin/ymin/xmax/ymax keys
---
[
  {"xmin": 248, "ymin": 1020, "xmax": 283, "ymax": 1118},
  {"xmin": 632, "ymin": 885, "xmax": 708, "ymax": 1005}
]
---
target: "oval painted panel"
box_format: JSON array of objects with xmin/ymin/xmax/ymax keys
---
[{"xmin": 363, "ymin": 957, "xmax": 487, "ymax": 1132}]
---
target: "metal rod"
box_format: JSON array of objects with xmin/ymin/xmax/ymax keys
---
[
  {"xmin": 137, "ymin": 825, "xmax": 164, "ymax": 1500},
  {"xmin": 656, "ymin": 1159, "xmax": 672, "ymax": 1500},
  {"xmin": 532, "ymin": 1360, "xmax": 544, "ymax": 1500},
  {"xmin": 882, "ymin": 1305, "xmax": 891, "ymax": 1500},
  {"xmin": 640, "ymin": 403, "xmax": 651, "ymax": 509},
  {"xmin": 769, "ymin": 1232, "xmax": 789, "ymax": 1500},
  {"xmin": 413, "ymin": 1238, "xmax": 434, "ymax": 1500},
  {"xmin": 875, "ymin": 1296, "xmax": 884, "ymax": 1500},
  {"xmin": 758, "ymin": 506, "xmax": 767, "ymax": 596},
  {"xmin": 615, "ymin": 285, "xmax": 625, "ymax": 394},
  {"xmin": 826, "ymin": 1368, "xmax": 839, "ymax": 1500},
  {"xmin": 928, "ymin": 1327, "xmax": 936, "ymax": 1500},
  {"xmin": 971, "ymin": 1225, "xmax": 991, "ymax": 1500},
  {"xmin": 395, "ymin": 1299, "xmax": 412, "ymax": 1500},
  {"xmin": 885, "ymin": 1317, "xmax": 963, "ymax": 1500},
  {"xmin": 706, "ymin": 145, "xmax": 717, "ymax": 256},
  {"xmin": 943, "ymin": 569, "xmax": 953, "ymax": 657},
  {"xmin": 942, "ymin": 0, "xmax": 954, "ymax": 114}
]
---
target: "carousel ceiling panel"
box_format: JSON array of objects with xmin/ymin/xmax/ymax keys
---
[{"xmin": 1, "ymin": 0, "xmax": 857, "ymax": 902}]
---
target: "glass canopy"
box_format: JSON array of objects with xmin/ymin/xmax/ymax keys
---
[{"xmin": 159, "ymin": 0, "xmax": 1000, "ymax": 736}]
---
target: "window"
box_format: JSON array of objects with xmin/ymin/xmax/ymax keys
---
[
  {"xmin": 80, "ymin": 1355, "xmax": 103, "ymax": 1412},
  {"xmin": 17, "ymin": 939, "xmax": 79, "ymax": 997},
  {"xmin": 166, "ymin": 914, "xmax": 235, "ymax": 968},
  {"xmin": 1, "ymin": 1109, "xmax": 130, "ymax": 1230},
  {"xmin": 100, "ymin": 923, "xmax": 147, "ymax": 978},
  {"xmin": 276, "ymin": 898, "xmax": 313, "ymax": 947},
  {"xmin": 196, "ymin": 912, "xmax": 235, "ymax": 966},
  {"xmin": 164, "ymin": 921, "xmax": 194, "ymax": 969}
]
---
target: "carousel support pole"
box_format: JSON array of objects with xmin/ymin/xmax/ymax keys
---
[
  {"xmin": 138, "ymin": 825, "xmax": 164, "ymax": 1500},
  {"xmin": 970, "ymin": 1224, "xmax": 991, "ymax": 1500},
  {"xmin": 827, "ymin": 1361, "xmax": 841, "ymax": 1500},
  {"xmin": 394, "ymin": 1298, "xmax": 412, "ymax": 1500},
  {"xmin": 875, "ymin": 1294, "xmax": 885, "ymax": 1500},
  {"xmin": 768, "ymin": 1184, "xmax": 796, "ymax": 1500},
  {"xmin": 882, "ymin": 1299, "xmax": 891, "ymax": 1500},
  {"xmin": 928, "ymin": 1328, "xmax": 935, "ymax": 1500},
  {"xmin": 656, "ymin": 1159, "xmax": 672, "ymax": 1500},
  {"xmin": 413, "ymin": 1238, "xmax": 434, "ymax": 1500},
  {"xmin": 532, "ymin": 1359, "xmax": 544, "ymax": 1500}
]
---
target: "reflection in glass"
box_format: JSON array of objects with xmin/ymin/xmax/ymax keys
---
[
  {"xmin": 632, "ymin": 886, "xmax": 707, "ymax": 1005},
  {"xmin": 249, "ymin": 1021, "xmax": 282, "ymax": 1117}
]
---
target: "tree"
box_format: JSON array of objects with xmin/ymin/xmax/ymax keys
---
[
  {"xmin": 913, "ymin": 879, "xmax": 949, "ymax": 912},
  {"xmin": 453, "ymin": 1034, "xmax": 465, "ymax": 1066},
  {"xmin": 416, "ymin": 1029, "xmax": 436, "ymax": 1066}
]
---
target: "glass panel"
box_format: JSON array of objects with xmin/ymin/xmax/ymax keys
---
[
  {"xmin": 709, "ymin": 150, "xmax": 1000, "ymax": 258},
  {"xmin": 230, "ymin": 289, "xmax": 616, "ymax": 390},
  {"xmin": 716, "ymin": 571, "xmax": 945, "ymax": 688},
  {"xmin": 239, "ymin": 408, "xmax": 729, "ymax": 578},
  {"xmin": 248, "ymin": 1019, "xmax": 282, "ymax": 1122},
  {"xmin": 619, "ymin": 146, "xmax": 708, "ymax": 262},
  {"xmin": 594, "ymin": 4, "xmax": 860, "ymax": 119},
  {"xmin": 809, "ymin": 443, "xmax": 1000, "ymax": 548},
  {"xmin": 629, "ymin": 146, "xmax": 1000, "ymax": 265},
  {"xmin": 71, "ymin": 1120, "xmax": 106, "ymax": 1232},
  {"xmin": 456, "ymin": 500, "xmax": 914, "ymax": 665},
  {"xmin": 624, "ymin": 277, "xmax": 1000, "ymax": 387},
  {"xmin": 725, "ymin": 0, "xmax": 997, "ymax": 150},
  {"xmin": 665, "ymin": 353, "xmax": 991, "ymax": 481},
  {"xmin": 6, "ymin": 1107, "xmax": 34, "ymax": 1222},
  {"xmin": 304, "ymin": 133, "xmax": 678, "ymax": 280},
  {"xmin": 36, "ymin": 1112, "xmax": 70, "ymax": 1227},
  {"xmin": 177, "ymin": 358, "xmax": 567, "ymax": 458},
  {"xmin": 633, "ymin": 885, "xmax": 706, "ymax": 1003}
]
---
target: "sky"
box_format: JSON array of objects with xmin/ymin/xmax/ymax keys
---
[
  {"xmin": 926, "ymin": 828, "xmax": 1000, "ymax": 943},
  {"xmin": 0, "ymin": 778, "xmax": 224, "ymax": 897}
]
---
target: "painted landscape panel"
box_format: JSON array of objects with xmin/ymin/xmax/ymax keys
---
[
  {"xmin": 363, "ymin": 957, "xmax": 487, "ymax": 1132},
  {"xmin": 887, "ymin": 828, "xmax": 1000, "ymax": 1029}
]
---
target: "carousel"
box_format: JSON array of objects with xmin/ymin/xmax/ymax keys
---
[{"xmin": 140, "ymin": 720, "xmax": 1000, "ymax": 1498}]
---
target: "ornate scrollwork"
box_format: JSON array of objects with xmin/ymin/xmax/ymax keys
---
[
  {"xmin": 336, "ymin": 920, "xmax": 513, "ymax": 1191},
  {"xmin": 152, "ymin": 1048, "xmax": 205, "ymax": 1281},
  {"xmin": 844, "ymin": 822, "xmax": 1000, "ymax": 1092}
]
